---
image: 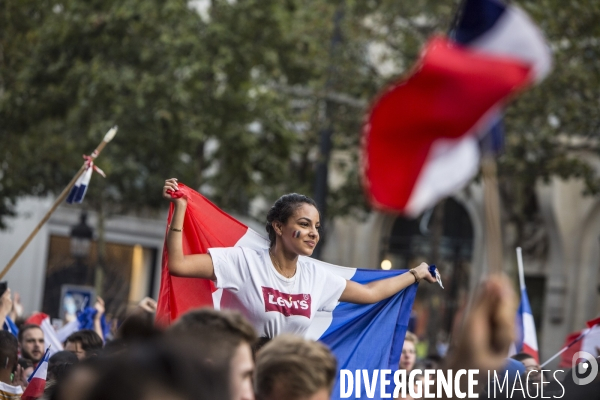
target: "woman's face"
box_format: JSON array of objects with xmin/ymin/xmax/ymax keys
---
[
  {"xmin": 276, "ymin": 203, "xmax": 320, "ymax": 256},
  {"xmin": 400, "ymin": 340, "xmax": 416, "ymax": 371}
]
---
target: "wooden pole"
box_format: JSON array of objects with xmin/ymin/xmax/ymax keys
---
[
  {"xmin": 482, "ymin": 156, "xmax": 503, "ymax": 275},
  {"xmin": 0, "ymin": 126, "xmax": 118, "ymax": 280}
]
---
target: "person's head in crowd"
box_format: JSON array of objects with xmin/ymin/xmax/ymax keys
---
[
  {"xmin": 17, "ymin": 358, "xmax": 33, "ymax": 381},
  {"xmin": 254, "ymin": 335, "xmax": 336, "ymax": 400},
  {"xmin": 101, "ymin": 338, "xmax": 127, "ymax": 357},
  {"xmin": 48, "ymin": 350, "xmax": 78, "ymax": 381},
  {"xmin": 399, "ymin": 331, "xmax": 418, "ymax": 372},
  {"xmin": 18, "ymin": 324, "xmax": 44, "ymax": 364},
  {"xmin": 423, "ymin": 353, "xmax": 443, "ymax": 370},
  {"xmin": 52, "ymin": 357, "xmax": 105, "ymax": 400},
  {"xmin": 169, "ymin": 308, "xmax": 257, "ymax": 400},
  {"xmin": 511, "ymin": 352, "xmax": 543, "ymax": 385},
  {"xmin": 0, "ymin": 331, "xmax": 18, "ymax": 385},
  {"xmin": 82, "ymin": 338, "xmax": 231, "ymax": 400},
  {"xmin": 64, "ymin": 330, "xmax": 103, "ymax": 360},
  {"xmin": 117, "ymin": 312, "xmax": 161, "ymax": 343},
  {"xmin": 253, "ymin": 337, "xmax": 271, "ymax": 356}
]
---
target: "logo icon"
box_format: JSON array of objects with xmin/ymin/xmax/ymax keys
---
[
  {"xmin": 262, "ymin": 287, "xmax": 311, "ymax": 318},
  {"xmin": 572, "ymin": 351, "xmax": 598, "ymax": 385}
]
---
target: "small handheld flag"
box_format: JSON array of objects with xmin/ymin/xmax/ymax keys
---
[
  {"xmin": 0, "ymin": 126, "xmax": 117, "ymax": 280},
  {"xmin": 514, "ymin": 247, "xmax": 539, "ymax": 361},
  {"xmin": 21, "ymin": 346, "xmax": 50, "ymax": 400},
  {"xmin": 66, "ymin": 164, "xmax": 93, "ymax": 204}
]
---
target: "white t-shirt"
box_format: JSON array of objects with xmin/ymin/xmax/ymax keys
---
[{"xmin": 208, "ymin": 246, "xmax": 347, "ymax": 338}]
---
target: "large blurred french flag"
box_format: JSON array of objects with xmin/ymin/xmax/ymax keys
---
[
  {"xmin": 362, "ymin": 0, "xmax": 552, "ymax": 215},
  {"xmin": 156, "ymin": 184, "xmax": 417, "ymax": 399}
]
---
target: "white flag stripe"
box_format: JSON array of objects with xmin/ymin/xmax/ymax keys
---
[{"xmin": 469, "ymin": 5, "xmax": 552, "ymax": 81}]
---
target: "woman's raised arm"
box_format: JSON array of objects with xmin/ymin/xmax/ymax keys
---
[
  {"xmin": 163, "ymin": 178, "xmax": 216, "ymax": 280},
  {"xmin": 339, "ymin": 262, "xmax": 436, "ymax": 304}
]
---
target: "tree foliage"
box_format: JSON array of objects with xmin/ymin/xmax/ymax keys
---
[{"xmin": 1, "ymin": 0, "xmax": 598, "ymax": 235}]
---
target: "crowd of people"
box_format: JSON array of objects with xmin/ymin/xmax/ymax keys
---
[
  {"xmin": 0, "ymin": 286, "xmax": 343, "ymax": 400},
  {"xmin": 0, "ymin": 184, "xmax": 594, "ymax": 399},
  {"xmin": 0, "ymin": 273, "xmax": 595, "ymax": 400}
]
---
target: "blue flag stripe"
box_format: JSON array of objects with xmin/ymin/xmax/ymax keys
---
[
  {"xmin": 319, "ymin": 269, "xmax": 418, "ymax": 400},
  {"xmin": 453, "ymin": 0, "xmax": 506, "ymax": 44}
]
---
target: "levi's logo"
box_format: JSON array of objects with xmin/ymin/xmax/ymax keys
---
[{"xmin": 262, "ymin": 287, "xmax": 311, "ymax": 318}]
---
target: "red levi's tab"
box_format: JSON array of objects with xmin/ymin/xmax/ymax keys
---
[{"xmin": 262, "ymin": 287, "xmax": 311, "ymax": 318}]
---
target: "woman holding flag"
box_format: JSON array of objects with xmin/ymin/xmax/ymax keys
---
[{"xmin": 162, "ymin": 178, "xmax": 437, "ymax": 338}]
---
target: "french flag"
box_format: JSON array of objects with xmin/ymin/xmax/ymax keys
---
[
  {"xmin": 513, "ymin": 248, "xmax": 538, "ymax": 361},
  {"xmin": 362, "ymin": 0, "xmax": 551, "ymax": 215},
  {"xmin": 558, "ymin": 317, "xmax": 600, "ymax": 368},
  {"xmin": 156, "ymin": 184, "xmax": 418, "ymax": 400},
  {"xmin": 54, "ymin": 307, "xmax": 109, "ymax": 344},
  {"xmin": 515, "ymin": 286, "xmax": 539, "ymax": 362},
  {"xmin": 66, "ymin": 165, "xmax": 93, "ymax": 204},
  {"xmin": 24, "ymin": 313, "xmax": 64, "ymax": 356},
  {"xmin": 21, "ymin": 347, "xmax": 50, "ymax": 400}
]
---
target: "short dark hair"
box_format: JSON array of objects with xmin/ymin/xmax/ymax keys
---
[
  {"xmin": 0, "ymin": 331, "xmax": 18, "ymax": 370},
  {"xmin": 169, "ymin": 308, "xmax": 257, "ymax": 346},
  {"xmin": 17, "ymin": 358, "xmax": 33, "ymax": 370},
  {"xmin": 85, "ymin": 338, "xmax": 231, "ymax": 400},
  {"xmin": 65, "ymin": 330, "xmax": 103, "ymax": 357},
  {"xmin": 18, "ymin": 324, "xmax": 42, "ymax": 343},
  {"xmin": 511, "ymin": 352, "xmax": 536, "ymax": 362},
  {"xmin": 117, "ymin": 312, "xmax": 162, "ymax": 343},
  {"xmin": 255, "ymin": 335, "xmax": 336, "ymax": 400},
  {"xmin": 48, "ymin": 352, "xmax": 79, "ymax": 389},
  {"xmin": 49, "ymin": 350, "xmax": 78, "ymax": 367},
  {"xmin": 265, "ymin": 193, "xmax": 319, "ymax": 247}
]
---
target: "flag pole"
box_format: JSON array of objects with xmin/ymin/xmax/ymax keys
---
[
  {"xmin": 0, "ymin": 127, "xmax": 118, "ymax": 280},
  {"xmin": 540, "ymin": 330, "xmax": 589, "ymax": 368},
  {"xmin": 482, "ymin": 156, "xmax": 503, "ymax": 275},
  {"xmin": 516, "ymin": 247, "xmax": 526, "ymax": 290}
]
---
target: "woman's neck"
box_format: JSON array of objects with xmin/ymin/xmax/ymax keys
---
[{"xmin": 270, "ymin": 244, "xmax": 299, "ymax": 277}]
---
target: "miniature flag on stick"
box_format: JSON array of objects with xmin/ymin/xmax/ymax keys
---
[
  {"xmin": 0, "ymin": 126, "xmax": 117, "ymax": 280},
  {"xmin": 21, "ymin": 347, "xmax": 50, "ymax": 400},
  {"xmin": 65, "ymin": 156, "xmax": 106, "ymax": 204},
  {"xmin": 66, "ymin": 164, "xmax": 93, "ymax": 204},
  {"xmin": 514, "ymin": 247, "xmax": 539, "ymax": 362}
]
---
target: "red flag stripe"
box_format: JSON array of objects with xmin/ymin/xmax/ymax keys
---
[{"xmin": 155, "ymin": 184, "xmax": 249, "ymax": 326}]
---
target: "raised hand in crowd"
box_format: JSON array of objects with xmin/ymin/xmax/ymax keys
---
[
  {"xmin": 137, "ymin": 297, "xmax": 157, "ymax": 313},
  {"xmin": 162, "ymin": 178, "xmax": 187, "ymax": 204},
  {"xmin": 0, "ymin": 288, "xmax": 12, "ymax": 324},
  {"xmin": 9, "ymin": 292, "xmax": 23, "ymax": 323},
  {"xmin": 93, "ymin": 297, "xmax": 105, "ymax": 341},
  {"xmin": 14, "ymin": 363, "xmax": 29, "ymax": 390},
  {"xmin": 444, "ymin": 274, "xmax": 517, "ymax": 398}
]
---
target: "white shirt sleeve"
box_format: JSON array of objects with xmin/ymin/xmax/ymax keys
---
[
  {"xmin": 208, "ymin": 247, "xmax": 249, "ymax": 292},
  {"xmin": 317, "ymin": 270, "xmax": 347, "ymax": 312}
]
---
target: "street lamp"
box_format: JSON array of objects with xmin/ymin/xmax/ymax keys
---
[{"xmin": 70, "ymin": 211, "xmax": 93, "ymax": 259}]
